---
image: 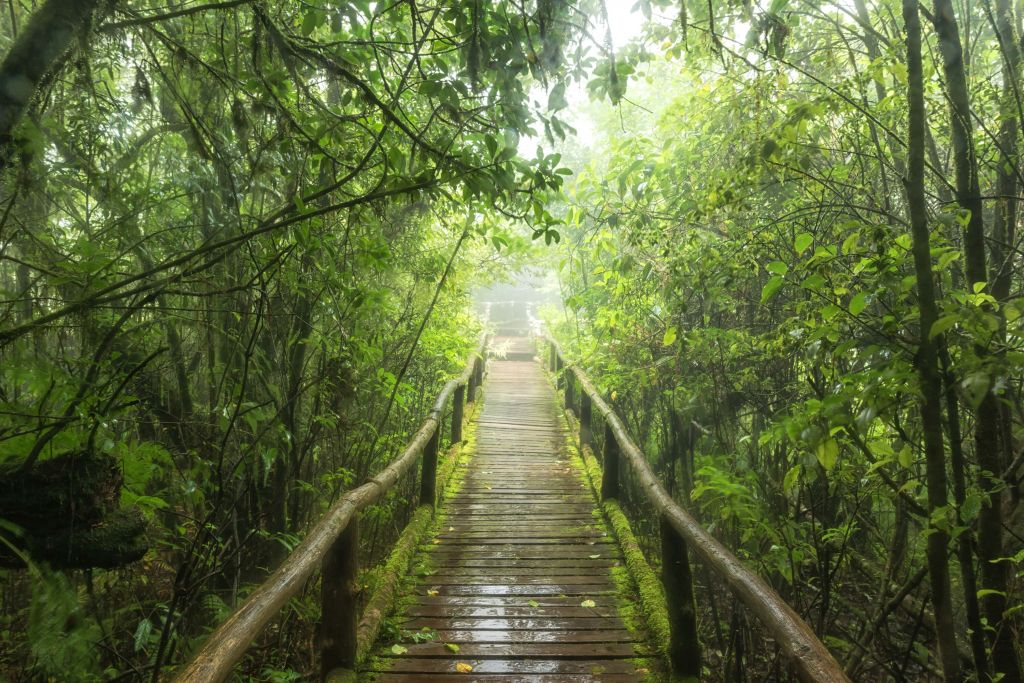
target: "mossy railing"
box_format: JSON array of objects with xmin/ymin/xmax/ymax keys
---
[
  {"xmin": 173, "ymin": 335, "xmax": 487, "ymax": 683},
  {"xmin": 544, "ymin": 334, "xmax": 849, "ymax": 683}
]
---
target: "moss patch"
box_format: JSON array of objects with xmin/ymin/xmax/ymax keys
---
[
  {"xmin": 544, "ymin": 363, "xmax": 672, "ymax": 681},
  {"xmin": 355, "ymin": 397, "xmax": 483, "ymax": 665}
]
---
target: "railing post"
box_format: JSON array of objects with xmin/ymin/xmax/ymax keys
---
[
  {"xmin": 549, "ymin": 342, "xmax": 557, "ymax": 371},
  {"xmin": 601, "ymin": 422, "xmax": 619, "ymax": 500},
  {"xmin": 564, "ymin": 369, "xmax": 575, "ymax": 411},
  {"xmin": 580, "ymin": 392, "xmax": 593, "ymax": 448},
  {"xmin": 320, "ymin": 517, "xmax": 359, "ymax": 680},
  {"xmin": 474, "ymin": 353, "xmax": 484, "ymax": 389},
  {"xmin": 452, "ymin": 384, "xmax": 465, "ymax": 443},
  {"xmin": 420, "ymin": 424, "xmax": 440, "ymax": 506},
  {"xmin": 466, "ymin": 357, "xmax": 478, "ymax": 404},
  {"xmin": 660, "ymin": 514, "xmax": 701, "ymax": 678}
]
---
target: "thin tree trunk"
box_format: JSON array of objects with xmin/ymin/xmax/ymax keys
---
[
  {"xmin": 931, "ymin": 1, "xmax": 1020, "ymax": 679},
  {"xmin": 903, "ymin": 2, "xmax": 962, "ymax": 680}
]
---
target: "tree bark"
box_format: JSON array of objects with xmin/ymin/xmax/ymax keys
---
[
  {"xmin": 0, "ymin": 0, "xmax": 106, "ymax": 166},
  {"xmin": 931, "ymin": 1, "xmax": 1020, "ymax": 679},
  {"xmin": 903, "ymin": 2, "xmax": 962, "ymax": 680}
]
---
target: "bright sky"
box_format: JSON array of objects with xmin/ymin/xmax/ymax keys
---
[{"xmin": 522, "ymin": 1, "xmax": 648, "ymax": 154}]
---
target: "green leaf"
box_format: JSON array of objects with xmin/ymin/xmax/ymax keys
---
[
  {"xmin": 580, "ymin": 599, "xmax": 596, "ymax": 608},
  {"xmin": 929, "ymin": 315, "xmax": 959, "ymax": 339},
  {"xmin": 815, "ymin": 438, "xmax": 839, "ymax": 471},
  {"xmin": 133, "ymin": 618, "xmax": 153, "ymax": 653},
  {"xmin": 848, "ymin": 292, "xmax": 869, "ymax": 316},
  {"xmin": 766, "ymin": 261, "xmax": 788, "ymax": 276},
  {"xmin": 548, "ymin": 82, "xmax": 569, "ymax": 111},
  {"xmin": 794, "ymin": 232, "xmax": 814, "ymax": 256},
  {"xmin": 820, "ymin": 304, "xmax": 841, "ymax": 321},
  {"xmin": 445, "ymin": 643, "xmax": 461, "ymax": 653},
  {"xmin": 783, "ymin": 465, "xmax": 802, "ymax": 493},
  {"xmin": 662, "ymin": 326, "xmax": 677, "ymax": 346},
  {"xmin": 897, "ymin": 444, "xmax": 913, "ymax": 468},
  {"xmin": 391, "ymin": 644, "xmax": 408, "ymax": 655},
  {"xmin": 761, "ymin": 275, "xmax": 784, "ymax": 304},
  {"xmin": 301, "ymin": 11, "xmax": 321, "ymax": 36}
]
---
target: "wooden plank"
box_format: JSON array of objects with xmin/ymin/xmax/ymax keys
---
[
  {"xmin": 398, "ymin": 628, "xmax": 637, "ymax": 643},
  {"xmin": 382, "ymin": 643, "xmax": 647, "ymax": 658},
  {"xmin": 374, "ymin": 658, "xmax": 656, "ymax": 674},
  {"xmin": 372, "ymin": 674, "xmax": 641, "ymax": 682}
]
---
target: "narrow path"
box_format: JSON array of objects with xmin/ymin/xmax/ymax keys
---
[{"xmin": 370, "ymin": 340, "xmax": 653, "ymax": 681}]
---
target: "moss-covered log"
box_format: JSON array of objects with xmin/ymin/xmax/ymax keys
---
[{"xmin": 0, "ymin": 452, "xmax": 147, "ymax": 569}]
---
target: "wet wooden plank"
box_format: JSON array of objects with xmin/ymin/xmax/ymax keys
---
[
  {"xmin": 403, "ymin": 606, "xmax": 622, "ymax": 619},
  {"xmin": 369, "ymin": 351, "xmax": 655, "ymax": 680},
  {"xmin": 398, "ymin": 628, "xmax": 637, "ymax": 643},
  {"xmin": 374, "ymin": 658, "xmax": 656, "ymax": 674},
  {"xmin": 372, "ymin": 675, "xmax": 641, "ymax": 683},
  {"xmin": 382, "ymin": 643, "xmax": 648, "ymax": 658}
]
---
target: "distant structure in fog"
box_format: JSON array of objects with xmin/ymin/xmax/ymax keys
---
[{"xmin": 473, "ymin": 269, "xmax": 559, "ymax": 336}]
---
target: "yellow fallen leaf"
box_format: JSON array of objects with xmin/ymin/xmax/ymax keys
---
[
  {"xmin": 426, "ymin": 589, "xmax": 439, "ymax": 596},
  {"xmin": 455, "ymin": 663, "xmax": 473, "ymax": 673},
  {"xmin": 432, "ymin": 539, "xmax": 441, "ymax": 544},
  {"xmin": 580, "ymin": 599, "xmax": 596, "ymax": 608}
]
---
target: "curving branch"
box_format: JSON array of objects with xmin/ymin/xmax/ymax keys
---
[{"xmin": 0, "ymin": 0, "xmax": 108, "ymax": 167}]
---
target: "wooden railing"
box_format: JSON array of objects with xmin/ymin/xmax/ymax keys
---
[
  {"xmin": 544, "ymin": 335, "xmax": 850, "ymax": 683},
  {"xmin": 174, "ymin": 336, "xmax": 487, "ymax": 683}
]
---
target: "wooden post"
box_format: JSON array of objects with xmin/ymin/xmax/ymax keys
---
[
  {"xmin": 466, "ymin": 357, "xmax": 477, "ymax": 403},
  {"xmin": 564, "ymin": 369, "xmax": 575, "ymax": 411},
  {"xmin": 452, "ymin": 384, "xmax": 465, "ymax": 443},
  {"xmin": 601, "ymin": 422, "xmax": 619, "ymax": 500},
  {"xmin": 555, "ymin": 354, "xmax": 564, "ymax": 389},
  {"xmin": 420, "ymin": 425, "xmax": 440, "ymax": 507},
  {"xmin": 549, "ymin": 343, "xmax": 557, "ymax": 371},
  {"xmin": 661, "ymin": 514, "xmax": 701, "ymax": 678},
  {"xmin": 320, "ymin": 518, "xmax": 359, "ymax": 680},
  {"xmin": 580, "ymin": 392, "xmax": 593, "ymax": 448},
  {"xmin": 474, "ymin": 354, "xmax": 484, "ymax": 389}
]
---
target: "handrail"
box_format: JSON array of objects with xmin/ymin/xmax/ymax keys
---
[
  {"xmin": 174, "ymin": 334, "xmax": 488, "ymax": 683},
  {"xmin": 544, "ymin": 334, "xmax": 849, "ymax": 683}
]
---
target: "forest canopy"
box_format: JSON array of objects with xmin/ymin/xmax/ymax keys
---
[{"xmin": 0, "ymin": 0, "xmax": 1023, "ymax": 682}]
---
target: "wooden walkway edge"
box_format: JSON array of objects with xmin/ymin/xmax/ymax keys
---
[{"xmin": 366, "ymin": 340, "xmax": 659, "ymax": 681}]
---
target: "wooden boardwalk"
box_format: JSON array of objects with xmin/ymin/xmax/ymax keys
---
[{"xmin": 370, "ymin": 340, "xmax": 653, "ymax": 681}]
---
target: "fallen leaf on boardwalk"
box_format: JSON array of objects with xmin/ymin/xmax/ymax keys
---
[
  {"xmin": 527, "ymin": 600, "xmax": 539, "ymax": 608},
  {"xmin": 391, "ymin": 644, "xmax": 408, "ymax": 655},
  {"xmin": 588, "ymin": 554, "xmax": 600, "ymax": 559},
  {"xmin": 455, "ymin": 663, "xmax": 473, "ymax": 673},
  {"xmin": 432, "ymin": 539, "xmax": 441, "ymax": 544},
  {"xmin": 426, "ymin": 589, "xmax": 439, "ymax": 596},
  {"xmin": 445, "ymin": 643, "xmax": 461, "ymax": 653},
  {"xmin": 448, "ymin": 526, "xmax": 455, "ymax": 532},
  {"xmin": 636, "ymin": 667, "xmax": 650, "ymax": 673},
  {"xmin": 580, "ymin": 599, "xmax": 596, "ymax": 608}
]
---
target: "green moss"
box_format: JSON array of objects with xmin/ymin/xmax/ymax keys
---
[
  {"xmin": 546, "ymin": 372, "xmax": 672, "ymax": 680},
  {"xmin": 603, "ymin": 497, "xmax": 671, "ymax": 654},
  {"xmin": 355, "ymin": 396, "xmax": 483, "ymax": 664}
]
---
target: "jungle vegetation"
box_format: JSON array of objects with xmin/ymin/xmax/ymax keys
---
[{"xmin": 0, "ymin": 0, "xmax": 1022, "ymax": 681}]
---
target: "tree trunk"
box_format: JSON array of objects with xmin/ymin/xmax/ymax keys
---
[
  {"xmin": 0, "ymin": 0, "xmax": 106, "ymax": 165},
  {"xmin": 931, "ymin": 1, "xmax": 1020, "ymax": 679},
  {"xmin": 903, "ymin": 2, "xmax": 962, "ymax": 680}
]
